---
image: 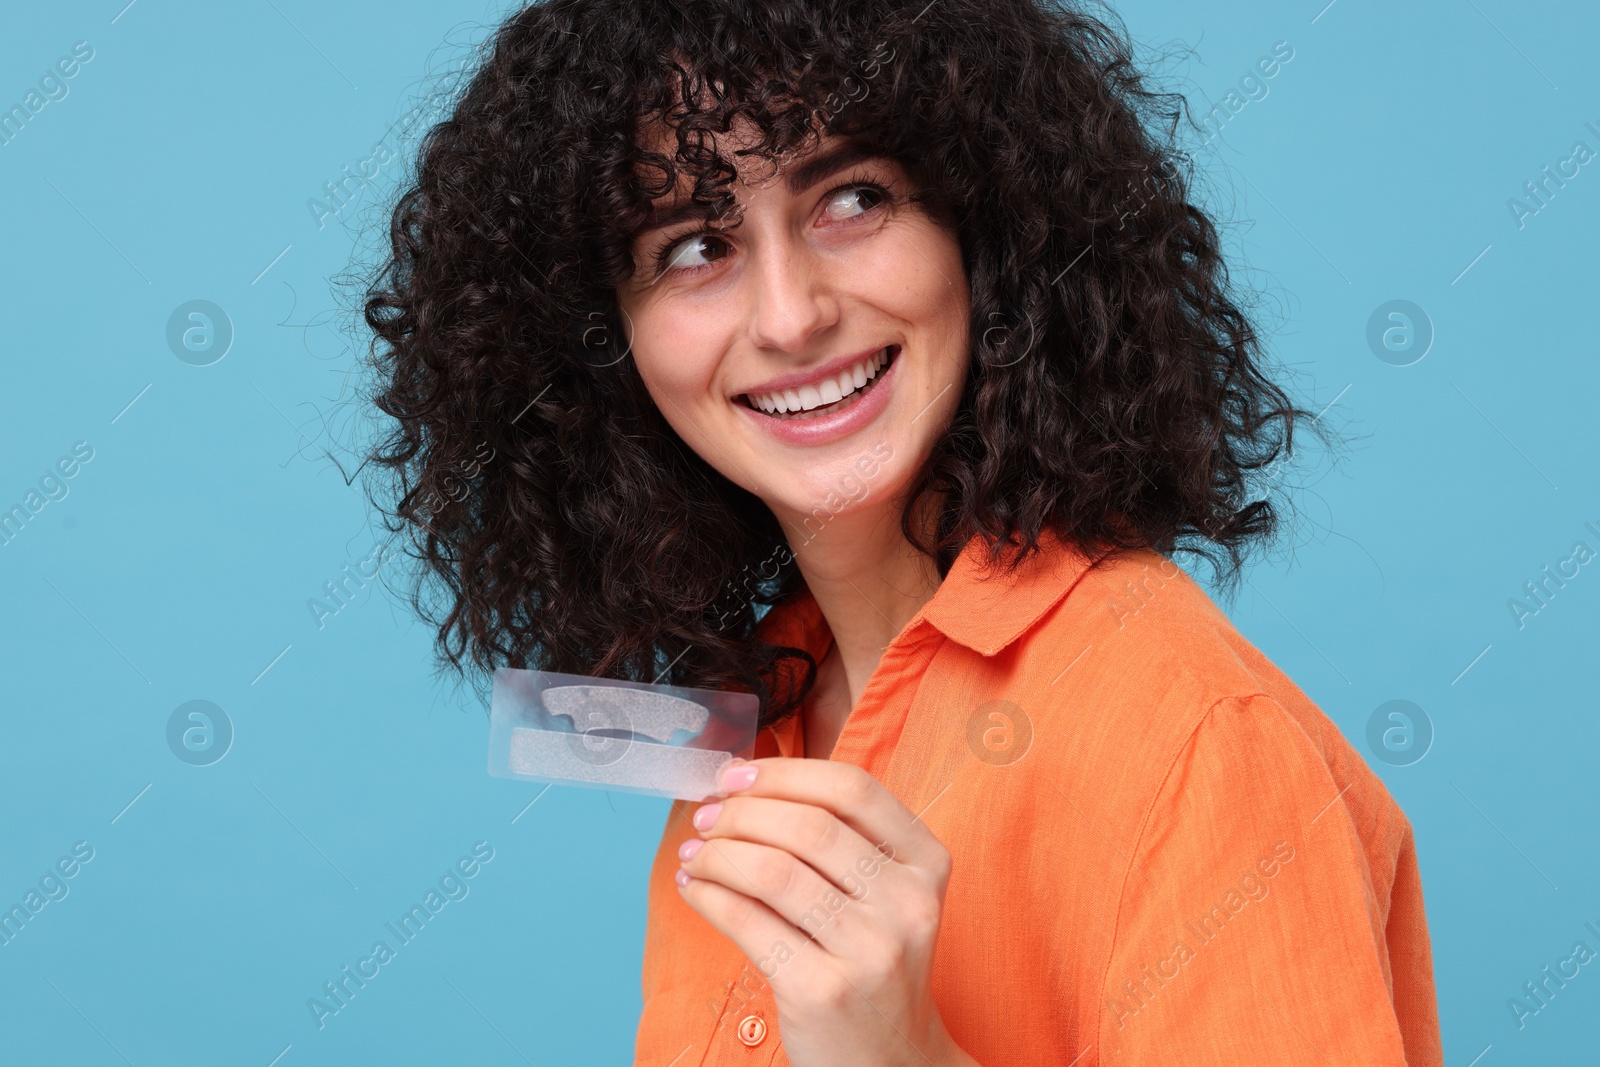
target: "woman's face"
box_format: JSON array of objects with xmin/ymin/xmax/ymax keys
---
[{"xmin": 615, "ymin": 126, "xmax": 971, "ymax": 544}]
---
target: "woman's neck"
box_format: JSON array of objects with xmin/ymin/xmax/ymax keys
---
[{"xmin": 782, "ymin": 497, "xmax": 945, "ymax": 757}]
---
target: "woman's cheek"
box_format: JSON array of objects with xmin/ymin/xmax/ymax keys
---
[{"xmin": 635, "ymin": 318, "xmax": 715, "ymax": 409}]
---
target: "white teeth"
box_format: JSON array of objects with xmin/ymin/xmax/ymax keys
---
[{"xmin": 745, "ymin": 348, "xmax": 892, "ymax": 415}]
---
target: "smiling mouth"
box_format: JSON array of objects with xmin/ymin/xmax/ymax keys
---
[{"xmin": 738, "ymin": 346, "xmax": 900, "ymax": 420}]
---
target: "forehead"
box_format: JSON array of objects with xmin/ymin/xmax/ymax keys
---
[
  {"xmin": 630, "ymin": 117, "xmax": 885, "ymax": 227},
  {"xmin": 633, "ymin": 112, "xmax": 807, "ymax": 196}
]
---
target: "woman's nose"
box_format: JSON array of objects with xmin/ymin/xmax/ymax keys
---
[{"xmin": 744, "ymin": 238, "xmax": 840, "ymax": 353}]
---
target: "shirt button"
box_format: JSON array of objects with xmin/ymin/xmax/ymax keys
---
[{"xmin": 736, "ymin": 1014, "xmax": 767, "ymax": 1047}]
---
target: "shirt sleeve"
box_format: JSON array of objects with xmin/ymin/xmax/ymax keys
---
[{"xmin": 1095, "ymin": 692, "xmax": 1425, "ymax": 1066}]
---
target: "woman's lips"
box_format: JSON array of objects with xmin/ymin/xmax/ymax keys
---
[{"xmin": 735, "ymin": 345, "xmax": 901, "ymax": 446}]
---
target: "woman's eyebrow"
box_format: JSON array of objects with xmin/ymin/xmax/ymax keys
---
[
  {"xmin": 782, "ymin": 139, "xmax": 882, "ymax": 194},
  {"xmin": 634, "ymin": 140, "xmax": 886, "ymax": 240},
  {"xmin": 638, "ymin": 198, "xmax": 727, "ymax": 236}
]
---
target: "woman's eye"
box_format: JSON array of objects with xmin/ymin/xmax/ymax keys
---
[
  {"xmin": 823, "ymin": 185, "xmax": 884, "ymax": 221},
  {"xmin": 662, "ymin": 233, "xmax": 728, "ymax": 272},
  {"xmin": 651, "ymin": 187, "xmax": 882, "ymax": 275}
]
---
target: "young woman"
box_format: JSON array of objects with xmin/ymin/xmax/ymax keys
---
[{"xmin": 361, "ymin": 0, "xmax": 1444, "ymax": 1063}]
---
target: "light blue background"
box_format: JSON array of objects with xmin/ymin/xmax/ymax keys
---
[{"xmin": 1, "ymin": 0, "xmax": 1595, "ymax": 1063}]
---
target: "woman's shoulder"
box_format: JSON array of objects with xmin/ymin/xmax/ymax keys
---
[
  {"xmin": 1008, "ymin": 546, "xmax": 1407, "ymax": 855},
  {"xmin": 1034, "ymin": 546, "xmax": 1339, "ymax": 734},
  {"xmin": 1011, "ymin": 546, "xmax": 1303, "ymax": 712}
]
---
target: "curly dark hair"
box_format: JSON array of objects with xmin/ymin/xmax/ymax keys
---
[{"xmin": 358, "ymin": 0, "xmax": 1332, "ymax": 728}]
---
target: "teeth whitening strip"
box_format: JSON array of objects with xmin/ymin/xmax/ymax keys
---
[{"xmin": 487, "ymin": 667, "xmax": 759, "ymax": 801}]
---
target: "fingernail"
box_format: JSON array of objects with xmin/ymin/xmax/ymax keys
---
[
  {"xmin": 693, "ymin": 802, "xmax": 722, "ymax": 832},
  {"xmin": 721, "ymin": 764, "xmax": 758, "ymax": 794},
  {"xmin": 675, "ymin": 869, "xmax": 691, "ymax": 888},
  {"xmin": 678, "ymin": 838, "xmax": 703, "ymax": 861}
]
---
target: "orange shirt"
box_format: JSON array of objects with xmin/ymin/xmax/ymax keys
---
[{"xmin": 634, "ymin": 529, "xmax": 1443, "ymax": 1066}]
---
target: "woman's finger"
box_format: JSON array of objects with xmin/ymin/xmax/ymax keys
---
[
  {"xmin": 681, "ymin": 835, "xmax": 874, "ymax": 956},
  {"xmin": 676, "ymin": 870, "xmax": 830, "ymax": 986},
  {"xmin": 694, "ymin": 795, "xmax": 897, "ymax": 904},
  {"xmin": 711, "ymin": 758, "xmax": 948, "ymax": 873}
]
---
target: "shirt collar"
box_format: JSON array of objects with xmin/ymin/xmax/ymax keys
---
[
  {"xmin": 755, "ymin": 526, "xmax": 1106, "ymax": 661},
  {"xmin": 919, "ymin": 526, "xmax": 1106, "ymax": 655}
]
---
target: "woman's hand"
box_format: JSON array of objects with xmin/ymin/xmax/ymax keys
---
[{"xmin": 675, "ymin": 757, "xmax": 980, "ymax": 1067}]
